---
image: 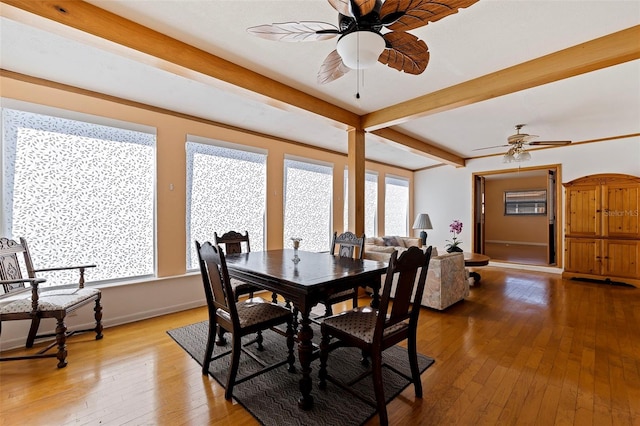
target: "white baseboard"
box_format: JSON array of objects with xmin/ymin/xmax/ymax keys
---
[
  {"xmin": 489, "ymin": 261, "xmax": 562, "ymax": 274},
  {"xmin": 0, "ymin": 300, "xmax": 206, "ymax": 351}
]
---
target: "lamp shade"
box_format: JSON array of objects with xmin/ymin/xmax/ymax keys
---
[
  {"xmin": 412, "ymin": 213, "xmax": 433, "ymax": 230},
  {"xmin": 336, "ymin": 31, "xmax": 386, "ymax": 70}
]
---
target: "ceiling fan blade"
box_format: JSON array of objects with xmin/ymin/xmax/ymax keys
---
[
  {"xmin": 528, "ymin": 140, "xmax": 572, "ymax": 146},
  {"xmin": 381, "ymin": 0, "xmax": 480, "ymax": 31},
  {"xmin": 378, "ymin": 32, "xmax": 429, "ymax": 75},
  {"xmin": 247, "ymin": 22, "xmax": 339, "ymax": 42},
  {"xmin": 472, "ymin": 144, "xmax": 510, "ymax": 151},
  {"xmin": 328, "ymin": 0, "xmax": 376, "ymax": 18},
  {"xmin": 317, "ymin": 50, "xmax": 351, "ymax": 84}
]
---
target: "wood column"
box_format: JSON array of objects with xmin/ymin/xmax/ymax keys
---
[{"xmin": 347, "ymin": 128, "xmax": 365, "ymax": 236}]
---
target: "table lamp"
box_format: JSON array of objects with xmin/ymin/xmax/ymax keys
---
[{"xmin": 412, "ymin": 213, "xmax": 433, "ymax": 246}]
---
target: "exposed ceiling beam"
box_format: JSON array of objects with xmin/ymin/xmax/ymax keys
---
[
  {"xmin": 0, "ymin": 0, "xmax": 361, "ymax": 131},
  {"xmin": 362, "ymin": 25, "xmax": 640, "ymax": 131},
  {"xmin": 369, "ymin": 129, "xmax": 465, "ymax": 168}
]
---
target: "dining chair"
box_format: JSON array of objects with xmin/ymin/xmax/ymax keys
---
[
  {"xmin": 0, "ymin": 237, "xmax": 103, "ymax": 368},
  {"xmin": 318, "ymin": 245, "xmax": 433, "ymax": 426},
  {"xmin": 319, "ymin": 231, "xmax": 365, "ymax": 317},
  {"xmin": 213, "ymin": 231, "xmax": 260, "ymax": 301},
  {"xmin": 195, "ymin": 240, "xmax": 295, "ymax": 400}
]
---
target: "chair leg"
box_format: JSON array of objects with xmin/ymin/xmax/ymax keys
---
[
  {"xmin": 256, "ymin": 330, "xmax": 264, "ymax": 351},
  {"xmin": 408, "ymin": 332, "xmax": 423, "ymax": 397},
  {"xmin": 318, "ymin": 330, "xmax": 331, "ymax": 389},
  {"xmin": 286, "ymin": 318, "xmax": 296, "ymax": 373},
  {"xmin": 361, "ymin": 349, "xmax": 370, "ymax": 366},
  {"xmin": 352, "ymin": 289, "xmax": 359, "ymax": 309},
  {"xmin": 225, "ymin": 334, "xmax": 242, "ymax": 400},
  {"xmin": 94, "ymin": 297, "xmax": 104, "ymax": 340},
  {"xmin": 372, "ymin": 352, "xmax": 388, "ymax": 426},
  {"xmin": 202, "ymin": 320, "xmax": 217, "ymax": 375},
  {"xmin": 216, "ymin": 324, "xmax": 227, "ymax": 346},
  {"xmin": 324, "ymin": 301, "xmax": 334, "ymax": 317},
  {"xmin": 55, "ymin": 317, "xmax": 68, "ymax": 368},
  {"xmin": 26, "ymin": 316, "xmax": 41, "ymax": 348}
]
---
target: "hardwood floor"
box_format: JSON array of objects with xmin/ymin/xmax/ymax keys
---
[{"xmin": 1, "ymin": 267, "xmax": 639, "ymax": 425}]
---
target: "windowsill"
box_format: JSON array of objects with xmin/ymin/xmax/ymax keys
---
[{"xmin": 86, "ymin": 271, "xmax": 200, "ymax": 290}]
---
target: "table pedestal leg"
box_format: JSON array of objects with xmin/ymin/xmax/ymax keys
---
[
  {"xmin": 369, "ymin": 277, "xmax": 382, "ymax": 309},
  {"xmin": 297, "ymin": 311, "xmax": 314, "ymax": 410},
  {"xmin": 469, "ymin": 271, "xmax": 481, "ymax": 285}
]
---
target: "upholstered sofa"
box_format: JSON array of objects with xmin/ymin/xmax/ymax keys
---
[
  {"xmin": 363, "ymin": 236, "xmax": 423, "ymax": 262},
  {"xmin": 370, "ymin": 245, "xmax": 469, "ymax": 311}
]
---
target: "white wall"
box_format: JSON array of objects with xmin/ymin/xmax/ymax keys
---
[{"xmin": 414, "ymin": 137, "xmax": 640, "ymax": 253}]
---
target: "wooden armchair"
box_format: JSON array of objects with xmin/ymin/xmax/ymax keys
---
[{"xmin": 0, "ymin": 237, "xmax": 103, "ymax": 368}]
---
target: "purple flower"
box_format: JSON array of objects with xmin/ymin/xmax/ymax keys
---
[{"xmin": 449, "ymin": 220, "xmax": 463, "ymax": 235}]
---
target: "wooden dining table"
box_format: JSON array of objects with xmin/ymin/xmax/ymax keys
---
[{"xmin": 224, "ymin": 248, "xmax": 387, "ymax": 410}]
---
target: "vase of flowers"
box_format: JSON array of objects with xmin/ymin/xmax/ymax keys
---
[{"xmin": 445, "ymin": 220, "xmax": 464, "ymax": 253}]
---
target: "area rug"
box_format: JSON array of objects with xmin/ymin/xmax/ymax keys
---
[{"xmin": 167, "ymin": 320, "xmax": 435, "ymax": 426}]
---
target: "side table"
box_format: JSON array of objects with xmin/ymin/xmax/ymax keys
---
[{"xmin": 464, "ymin": 252, "xmax": 490, "ymax": 285}]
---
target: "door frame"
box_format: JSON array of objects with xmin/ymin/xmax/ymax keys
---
[{"xmin": 472, "ymin": 164, "xmax": 563, "ymax": 267}]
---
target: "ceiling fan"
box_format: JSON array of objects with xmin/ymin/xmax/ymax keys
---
[
  {"xmin": 475, "ymin": 124, "xmax": 572, "ymax": 163},
  {"xmin": 247, "ymin": 0, "xmax": 479, "ymax": 85}
]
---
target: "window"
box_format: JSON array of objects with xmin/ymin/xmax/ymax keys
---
[
  {"xmin": 2, "ymin": 108, "xmax": 155, "ymax": 285},
  {"xmin": 365, "ymin": 172, "xmax": 378, "ymax": 237},
  {"xmin": 504, "ymin": 190, "xmax": 547, "ymax": 215},
  {"xmin": 284, "ymin": 158, "xmax": 332, "ymax": 252},
  {"xmin": 186, "ymin": 140, "xmax": 266, "ymax": 270},
  {"xmin": 385, "ymin": 176, "xmax": 409, "ymax": 236},
  {"xmin": 343, "ymin": 170, "xmax": 378, "ymax": 237}
]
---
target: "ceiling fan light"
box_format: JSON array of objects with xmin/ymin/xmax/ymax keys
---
[
  {"xmin": 503, "ymin": 153, "xmax": 515, "ymax": 163},
  {"xmin": 517, "ymin": 150, "xmax": 532, "ymax": 162},
  {"xmin": 336, "ymin": 31, "xmax": 385, "ymax": 70}
]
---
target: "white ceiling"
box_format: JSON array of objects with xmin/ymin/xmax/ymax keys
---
[{"xmin": 1, "ymin": 0, "xmax": 639, "ymax": 170}]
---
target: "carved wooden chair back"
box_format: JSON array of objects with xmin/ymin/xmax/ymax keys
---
[
  {"xmin": 330, "ymin": 231, "xmax": 365, "ymax": 260},
  {"xmin": 213, "ymin": 231, "xmax": 250, "ymax": 255},
  {"xmin": 0, "ymin": 237, "xmax": 30, "ymax": 294},
  {"xmin": 318, "ymin": 231, "xmax": 366, "ymax": 318},
  {"xmin": 377, "ymin": 246, "xmax": 433, "ymax": 340},
  {"xmin": 212, "ymin": 231, "xmax": 258, "ymax": 302}
]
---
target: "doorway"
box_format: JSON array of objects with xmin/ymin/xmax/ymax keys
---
[{"xmin": 472, "ymin": 165, "xmax": 562, "ymax": 267}]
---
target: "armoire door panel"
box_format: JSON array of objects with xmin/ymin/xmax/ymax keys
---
[
  {"xmin": 603, "ymin": 239, "xmax": 640, "ymax": 279},
  {"xmin": 566, "ymin": 186, "xmax": 600, "ymax": 236},
  {"xmin": 603, "ymin": 184, "xmax": 640, "ymax": 238},
  {"xmin": 565, "ymin": 238, "xmax": 599, "ymax": 274}
]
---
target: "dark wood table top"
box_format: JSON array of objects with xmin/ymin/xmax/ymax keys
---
[
  {"xmin": 463, "ymin": 252, "xmax": 491, "ymax": 267},
  {"xmin": 224, "ymin": 249, "xmax": 387, "ymax": 295}
]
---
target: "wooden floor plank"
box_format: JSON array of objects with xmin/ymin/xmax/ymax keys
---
[{"xmin": 1, "ymin": 267, "xmax": 639, "ymax": 425}]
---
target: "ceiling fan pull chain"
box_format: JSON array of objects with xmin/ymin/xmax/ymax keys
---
[{"xmin": 355, "ymin": 32, "xmax": 361, "ymax": 99}]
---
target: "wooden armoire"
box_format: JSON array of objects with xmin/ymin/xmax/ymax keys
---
[{"xmin": 563, "ymin": 173, "xmax": 640, "ymax": 287}]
